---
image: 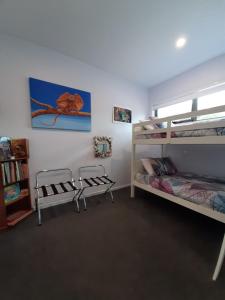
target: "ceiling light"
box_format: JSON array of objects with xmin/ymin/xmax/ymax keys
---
[{"xmin": 176, "ymin": 37, "xmax": 187, "ymax": 49}]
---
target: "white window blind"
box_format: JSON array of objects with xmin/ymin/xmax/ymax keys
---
[
  {"xmin": 156, "ymin": 100, "xmax": 192, "ymax": 118},
  {"xmin": 197, "ymin": 91, "xmax": 225, "ymax": 120}
]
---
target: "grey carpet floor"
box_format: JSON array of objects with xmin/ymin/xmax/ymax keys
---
[{"xmin": 0, "ymin": 187, "xmax": 225, "ymax": 300}]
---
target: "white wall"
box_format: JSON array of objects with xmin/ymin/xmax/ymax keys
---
[
  {"xmin": 0, "ymin": 34, "xmax": 148, "ymax": 207},
  {"xmin": 148, "ymin": 53, "xmax": 225, "ymax": 177}
]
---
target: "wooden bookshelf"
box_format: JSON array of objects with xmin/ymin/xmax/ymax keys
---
[
  {"xmin": 4, "ymin": 178, "xmax": 28, "ymax": 188},
  {"xmin": 5, "ymin": 189, "xmax": 29, "ymax": 207},
  {"xmin": 7, "ymin": 210, "xmax": 33, "ymax": 226},
  {"xmin": 0, "ymin": 138, "xmax": 33, "ymax": 230}
]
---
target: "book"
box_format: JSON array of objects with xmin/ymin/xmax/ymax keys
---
[
  {"xmin": 0, "ymin": 136, "xmax": 11, "ymax": 160},
  {"xmin": 21, "ymin": 163, "xmax": 29, "ymax": 179},
  {"xmin": 4, "ymin": 183, "xmax": 20, "ymax": 203},
  {"xmin": 1, "ymin": 161, "xmax": 25, "ymax": 185},
  {"xmin": 0, "ymin": 148, "xmax": 4, "ymax": 161},
  {"xmin": 1, "ymin": 163, "xmax": 6, "ymax": 185},
  {"xmin": 15, "ymin": 161, "xmax": 20, "ymax": 181},
  {"xmin": 11, "ymin": 139, "xmax": 28, "ymax": 159},
  {"xmin": 10, "ymin": 162, "xmax": 16, "ymax": 182},
  {"xmin": 4, "ymin": 162, "xmax": 10, "ymax": 184},
  {"xmin": 18, "ymin": 161, "xmax": 23, "ymax": 179}
]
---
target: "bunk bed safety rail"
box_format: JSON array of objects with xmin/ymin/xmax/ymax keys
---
[
  {"xmin": 154, "ymin": 104, "xmax": 225, "ymax": 124},
  {"xmin": 133, "ymin": 104, "xmax": 225, "ymax": 144}
]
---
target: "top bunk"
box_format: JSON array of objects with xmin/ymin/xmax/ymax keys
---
[{"xmin": 133, "ymin": 104, "xmax": 225, "ymax": 145}]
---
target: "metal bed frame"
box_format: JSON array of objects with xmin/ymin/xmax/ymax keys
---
[{"xmin": 35, "ymin": 165, "xmax": 115, "ymax": 225}]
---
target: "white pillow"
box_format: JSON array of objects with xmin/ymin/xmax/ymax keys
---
[
  {"xmin": 139, "ymin": 117, "xmax": 159, "ymax": 130},
  {"xmin": 134, "ymin": 126, "xmax": 143, "ymax": 132},
  {"xmin": 148, "ymin": 116, "xmax": 160, "ymax": 129},
  {"xmin": 135, "ymin": 160, "xmax": 145, "ymax": 173},
  {"xmin": 143, "ymin": 124, "xmax": 155, "ymax": 130},
  {"xmin": 140, "ymin": 158, "xmax": 155, "ymax": 176}
]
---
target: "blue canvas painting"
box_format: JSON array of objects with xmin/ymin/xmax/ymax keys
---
[{"xmin": 29, "ymin": 78, "xmax": 91, "ymax": 131}]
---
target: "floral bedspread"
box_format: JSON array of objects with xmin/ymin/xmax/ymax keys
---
[{"xmin": 136, "ymin": 172, "xmax": 225, "ymax": 213}]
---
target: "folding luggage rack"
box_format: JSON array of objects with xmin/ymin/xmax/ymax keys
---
[
  {"xmin": 35, "ymin": 165, "xmax": 115, "ymax": 225},
  {"xmin": 78, "ymin": 165, "xmax": 115, "ymax": 210}
]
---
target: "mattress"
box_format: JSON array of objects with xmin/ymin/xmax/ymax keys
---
[{"xmin": 136, "ymin": 172, "xmax": 225, "ymax": 214}]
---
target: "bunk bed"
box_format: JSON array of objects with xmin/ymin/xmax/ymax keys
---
[{"xmin": 131, "ymin": 104, "xmax": 225, "ymax": 281}]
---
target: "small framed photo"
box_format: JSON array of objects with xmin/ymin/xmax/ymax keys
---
[
  {"xmin": 113, "ymin": 106, "xmax": 132, "ymax": 123},
  {"xmin": 94, "ymin": 136, "xmax": 112, "ymax": 158}
]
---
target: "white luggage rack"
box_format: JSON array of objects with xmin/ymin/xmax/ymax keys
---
[
  {"xmin": 35, "ymin": 168, "xmax": 84, "ymax": 225},
  {"xmin": 78, "ymin": 165, "xmax": 115, "ymax": 210},
  {"xmin": 35, "ymin": 166, "xmax": 115, "ymax": 225}
]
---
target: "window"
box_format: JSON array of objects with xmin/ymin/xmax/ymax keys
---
[
  {"xmin": 197, "ymin": 91, "xmax": 225, "ymax": 120},
  {"xmin": 156, "ymin": 100, "xmax": 192, "ymax": 118},
  {"xmin": 198, "ymin": 90, "xmax": 225, "ymax": 110},
  {"xmin": 153, "ymin": 89, "xmax": 225, "ymax": 122}
]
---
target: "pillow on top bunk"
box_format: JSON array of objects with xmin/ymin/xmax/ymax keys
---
[
  {"xmin": 140, "ymin": 158, "xmax": 155, "ymax": 176},
  {"xmin": 138, "ymin": 117, "xmax": 160, "ymax": 130},
  {"xmin": 144, "ymin": 117, "xmax": 160, "ymax": 130},
  {"xmin": 150, "ymin": 157, "xmax": 177, "ymax": 176},
  {"xmin": 134, "ymin": 126, "xmax": 144, "ymax": 132},
  {"xmin": 143, "ymin": 124, "xmax": 155, "ymax": 130}
]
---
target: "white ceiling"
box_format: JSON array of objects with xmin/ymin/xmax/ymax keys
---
[{"xmin": 0, "ymin": 0, "xmax": 225, "ymax": 87}]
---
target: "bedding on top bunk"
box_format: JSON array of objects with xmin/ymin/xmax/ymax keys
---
[
  {"xmin": 136, "ymin": 158, "xmax": 225, "ymax": 214},
  {"xmin": 135, "ymin": 117, "xmax": 225, "ymax": 139},
  {"xmin": 136, "ymin": 127, "xmax": 225, "ymax": 139}
]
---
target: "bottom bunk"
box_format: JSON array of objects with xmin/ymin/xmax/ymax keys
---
[
  {"xmin": 134, "ymin": 179, "xmax": 225, "ymax": 224},
  {"xmin": 135, "ymin": 172, "xmax": 225, "ymax": 223},
  {"xmin": 132, "ymin": 158, "xmax": 225, "ymax": 280}
]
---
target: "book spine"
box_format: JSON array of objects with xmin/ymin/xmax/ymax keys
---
[
  {"xmin": 21, "ymin": 163, "xmax": 28, "ymax": 179},
  {"xmin": 4, "ymin": 162, "xmax": 10, "ymax": 184},
  {"xmin": 15, "ymin": 161, "xmax": 20, "ymax": 181},
  {"xmin": 10, "ymin": 162, "xmax": 16, "ymax": 182},
  {"xmin": 18, "ymin": 161, "xmax": 23, "ymax": 179},
  {"xmin": 1, "ymin": 163, "xmax": 6, "ymax": 186}
]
